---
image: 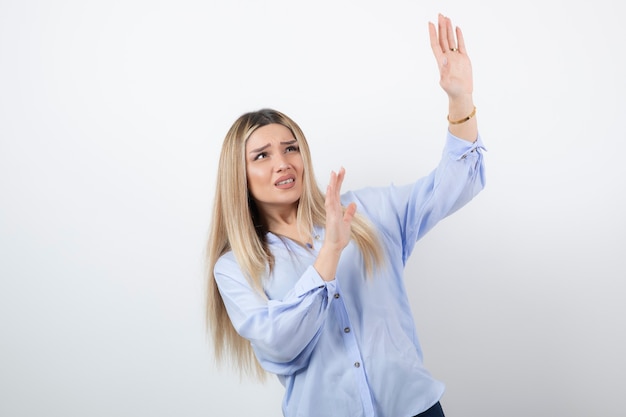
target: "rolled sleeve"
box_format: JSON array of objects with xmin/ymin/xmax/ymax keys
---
[
  {"xmin": 292, "ymin": 265, "xmax": 337, "ymax": 303},
  {"xmin": 343, "ymin": 130, "xmax": 487, "ymax": 263},
  {"xmin": 214, "ymin": 254, "xmax": 334, "ymax": 370},
  {"xmin": 445, "ymin": 131, "xmax": 487, "ymax": 161}
]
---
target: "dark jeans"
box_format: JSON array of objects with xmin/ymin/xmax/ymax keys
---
[{"xmin": 413, "ymin": 401, "xmax": 445, "ymax": 417}]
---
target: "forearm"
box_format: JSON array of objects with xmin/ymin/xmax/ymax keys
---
[
  {"xmin": 401, "ymin": 131, "xmax": 486, "ymax": 243},
  {"xmin": 215, "ymin": 257, "xmax": 334, "ymax": 364}
]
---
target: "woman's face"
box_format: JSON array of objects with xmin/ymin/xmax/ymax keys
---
[{"xmin": 245, "ymin": 123, "xmax": 304, "ymax": 215}]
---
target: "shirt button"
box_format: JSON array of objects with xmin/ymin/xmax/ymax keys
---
[
  {"xmin": 344, "ymin": 327, "xmax": 350, "ymax": 333},
  {"xmin": 334, "ymin": 293, "xmax": 340, "ymax": 299},
  {"xmin": 354, "ymin": 362, "xmax": 360, "ymax": 368}
]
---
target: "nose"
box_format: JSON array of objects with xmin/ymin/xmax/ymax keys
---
[{"xmin": 276, "ymin": 155, "xmax": 290, "ymax": 172}]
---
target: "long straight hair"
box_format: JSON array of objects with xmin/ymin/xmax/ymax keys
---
[{"xmin": 206, "ymin": 109, "xmax": 384, "ymax": 379}]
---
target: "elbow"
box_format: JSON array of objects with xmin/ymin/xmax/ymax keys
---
[
  {"xmin": 252, "ymin": 339, "xmax": 316, "ymax": 375},
  {"xmin": 253, "ymin": 333, "xmax": 310, "ymax": 364},
  {"xmin": 259, "ymin": 349, "xmax": 299, "ymax": 365},
  {"xmin": 235, "ymin": 321, "xmax": 306, "ymax": 364}
]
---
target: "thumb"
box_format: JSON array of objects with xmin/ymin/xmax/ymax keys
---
[{"xmin": 343, "ymin": 202, "xmax": 357, "ymax": 223}]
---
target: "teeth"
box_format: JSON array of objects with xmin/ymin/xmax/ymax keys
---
[{"xmin": 277, "ymin": 178, "xmax": 294, "ymax": 185}]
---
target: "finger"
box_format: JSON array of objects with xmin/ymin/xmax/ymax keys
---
[
  {"xmin": 329, "ymin": 170, "xmax": 338, "ymax": 189},
  {"xmin": 438, "ymin": 14, "xmax": 449, "ymax": 52},
  {"xmin": 343, "ymin": 202, "xmax": 357, "ymax": 223},
  {"xmin": 456, "ymin": 26, "xmax": 467, "ymax": 55},
  {"xmin": 326, "ymin": 168, "xmax": 346, "ymax": 208},
  {"xmin": 428, "ymin": 22, "xmax": 444, "ymax": 62},
  {"xmin": 445, "ymin": 16, "xmax": 457, "ymax": 51},
  {"xmin": 325, "ymin": 170, "xmax": 337, "ymax": 206},
  {"xmin": 335, "ymin": 167, "xmax": 346, "ymax": 191}
]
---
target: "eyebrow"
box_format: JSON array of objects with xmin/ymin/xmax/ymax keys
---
[{"xmin": 249, "ymin": 139, "xmax": 297, "ymax": 154}]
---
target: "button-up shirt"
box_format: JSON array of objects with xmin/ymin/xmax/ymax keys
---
[{"xmin": 215, "ymin": 131, "xmax": 486, "ymax": 417}]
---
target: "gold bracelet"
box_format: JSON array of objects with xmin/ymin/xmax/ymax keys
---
[{"xmin": 447, "ymin": 106, "xmax": 476, "ymax": 125}]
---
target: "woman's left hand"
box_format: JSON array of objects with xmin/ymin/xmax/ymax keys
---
[
  {"xmin": 428, "ymin": 14, "xmax": 473, "ymax": 100},
  {"xmin": 429, "ymin": 14, "xmax": 478, "ymax": 142}
]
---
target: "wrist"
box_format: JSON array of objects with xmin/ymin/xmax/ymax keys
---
[
  {"xmin": 447, "ymin": 94, "xmax": 474, "ymax": 121},
  {"xmin": 314, "ymin": 245, "xmax": 342, "ymax": 282},
  {"xmin": 318, "ymin": 243, "xmax": 343, "ymax": 260},
  {"xmin": 448, "ymin": 106, "xmax": 476, "ymax": 125}
]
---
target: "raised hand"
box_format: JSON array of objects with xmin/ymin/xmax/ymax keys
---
[
  {"xmin": 428, "ymin": 14, "xmax": 473, "ymax": 100},
  {"xmin": 314, "ymin": 167, "xmax": 356, "ymax": 282},
  {"xmin": 428, "ymin": 13, "xmax": 478, "ymax": 142},
  {"xmin": 324, "ymin": 167, "xmax": 356, "ymax": 250}
]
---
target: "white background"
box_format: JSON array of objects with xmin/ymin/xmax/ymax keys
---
[{"xmin": 1, "ymin": 1, "xmax": 624, "ymax": 416}]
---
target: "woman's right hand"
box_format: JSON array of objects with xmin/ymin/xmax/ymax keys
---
[{"xmin": 314, "ymin": 167, "xmax": 356, "ymax": 282}]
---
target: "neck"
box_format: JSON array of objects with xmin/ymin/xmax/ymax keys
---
[
  {"xmin": 258, "ymin": 203, "xmax": 299, "ymax": 233},
  {"xmin": 259, "ymin": 204, "xmax": 314, "ymax": 247}
]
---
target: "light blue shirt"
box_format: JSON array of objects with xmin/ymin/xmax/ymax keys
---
[{"xmin": 215, "ymin": 131, "xmax": 486, "ymax": 417}]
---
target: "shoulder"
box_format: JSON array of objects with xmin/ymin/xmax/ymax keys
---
[
  {"xmin": 214, "ymin": 251, "xmax": 239, "ymax": 275},
  {"xmin": 341, "ymin": 183, "xmax": 414, "ymax": 215}
]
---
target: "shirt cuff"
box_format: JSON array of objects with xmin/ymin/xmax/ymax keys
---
[
  {"xmin": 292, "ymin": 265, "xmax": 337, "ymax": 298},
  {"xmin": 445, "ymin": 130, "xmax": 487, "ymax": 161}
]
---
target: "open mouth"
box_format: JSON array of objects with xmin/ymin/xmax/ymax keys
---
[{"xmin": 275, "ymin": 175, "xmax": 296, "ymax": 188}]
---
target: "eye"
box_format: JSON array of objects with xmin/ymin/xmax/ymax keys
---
[
  {"xmin": 285, "ymin": 145, "xmax": 299, "ymax": 153},
  {"xmin": 253, "ymin": 152, "xmax": 268, "ymax": 161}
]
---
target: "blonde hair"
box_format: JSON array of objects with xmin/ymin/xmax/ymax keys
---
[{"xmin": 206, "ymin": 109, "xmax": 384, "ymax": 379}]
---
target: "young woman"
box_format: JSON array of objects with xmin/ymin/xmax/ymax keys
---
[{"xmin": 206, "ymin": 14, "xmax": 485, "ymax": 417}]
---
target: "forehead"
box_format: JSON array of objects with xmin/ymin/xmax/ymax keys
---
[{"xmin": 246, "ymin": 123, "xmax": 295, "ymax": 150}]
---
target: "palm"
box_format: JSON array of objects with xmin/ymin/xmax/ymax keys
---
[
  {"xmin": 428, "ymin": 14, "xmax": 473, "ymax": 99},
  {"xmin": 324, "ymin": 168, "xmax": 355, "ymax": 250}
]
